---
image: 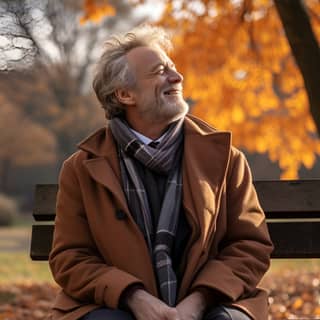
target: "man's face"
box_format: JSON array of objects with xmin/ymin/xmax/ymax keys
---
[{"xmin": 125, "ymin": 46, "xmax": 189, "ymax": 123}]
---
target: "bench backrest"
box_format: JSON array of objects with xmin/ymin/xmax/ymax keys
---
[{"xmin": 30, "ymin": 180, "xmax": 320, "ymax": 260}]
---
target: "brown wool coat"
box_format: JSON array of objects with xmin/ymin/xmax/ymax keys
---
[{"xmin": 48, "ymin": 115, "xmax": 274, "ymax": 320}]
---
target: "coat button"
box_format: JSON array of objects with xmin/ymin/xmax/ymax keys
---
[{"xmin": 115, "ymin": 209, "xmax": 127, "ymax": 220}]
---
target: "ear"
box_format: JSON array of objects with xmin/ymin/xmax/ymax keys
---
[{"xmin": 115, "ymin": 88, "xmax": 136, "ymax": 106}]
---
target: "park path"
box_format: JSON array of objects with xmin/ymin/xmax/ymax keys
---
[{"xmin": 0, "ymin": 227, "xmax": 30, "ymax": 252}]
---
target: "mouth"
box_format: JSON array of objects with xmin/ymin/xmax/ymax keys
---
[{"xmin": 163, "ymin": 89, "xmax": 181, "ymax": 96}]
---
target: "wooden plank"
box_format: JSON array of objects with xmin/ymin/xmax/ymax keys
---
[
  {"xmin": 30, "ymin": 222, "xmax": 320, "ymax": 260},
  {"xmin": 254, "ymin": 180, "xmax": 320, "ymax": 218},
  {"xmin": 30, "ymin": 225, "xmax": 54, "ymax": 260},
  {"xmin": 33, "ymin": 184, "xmax": 58, "ymax": 221},
  {"xmin": 268, "ymin": 222, "xmax": 320, "ymax": 258},
  {"xmin": 33, "ymin": 181, "xmax": 320, "ymax": 221}
]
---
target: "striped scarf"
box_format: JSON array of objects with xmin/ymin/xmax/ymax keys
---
[{"xmin": 109, "ymin": 117, "xmax": 184, "ymax": 306}]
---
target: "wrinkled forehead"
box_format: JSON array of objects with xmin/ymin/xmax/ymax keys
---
[{"xmin": 126, "ymin": 46, "xmax": 172, "ymax": 74}]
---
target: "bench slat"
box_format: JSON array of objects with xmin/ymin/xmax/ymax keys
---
[
  {"xmin": 30, "ymin": 222, "xmax": 320, "ymax": 260},
  {"xmin": 30, "ymin": 225, "xmax": 54, "ymax": 261},
  {"xmin": 254, "ymin": 180, "xmax": 320, "ymax": 218},
  {"xmin": 268, "ymin": 222, "xmax": 320, "ymax": 258},
  {"xmin": 33, "ymin": 181, "xmax": 320, "ymax": 221},
  {"xmin": 33, "ymin": 184, "xmax": 58, "ymax": 221}
]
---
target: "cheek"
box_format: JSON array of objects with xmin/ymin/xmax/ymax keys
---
[
  {"xmin": 155, "ymin": 86, "xmax": 161, "ymax": 97},
  {"xmin": 156, "ymin": 80, "xmax": 166, "ymax": 95},
  {"xmin": 149, "ymin": 84, "xmax": 160, "ymax": 101}
]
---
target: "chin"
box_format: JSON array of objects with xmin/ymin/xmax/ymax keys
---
[
  {"xmin": 169, "ymin": 102, "xmax": 189, "ymax": 118},
  {"xmin": 161, "ymin": 107, "xmax": 189, "ymax": 123},
  {"xmin": 144, "ymin": 101, "xmax": 189, "ymax": 123}
]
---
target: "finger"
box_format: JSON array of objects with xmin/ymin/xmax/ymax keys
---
[{"xmin": 166, "ymin": 308, "xmax": 180, "ymax": 320}]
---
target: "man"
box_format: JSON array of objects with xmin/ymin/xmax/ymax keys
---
[{"xmin": 49, "ymin": 25, "xmax": 273, "ymax": 320}]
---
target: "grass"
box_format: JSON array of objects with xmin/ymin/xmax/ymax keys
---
[
  {"xmin": 0, "ymin": 252, "xmax": 55, "ymax": 284},
  {"xmin": 0, "ymin": 251, "xmax": 319, "ymax": 285},
  {"xmin": 0, "ymin": 225, "xmax": 54, "ymax": 284},
  {"xmin": 268, "ymin": 259, "xmax": 320, "ymax": 273}
]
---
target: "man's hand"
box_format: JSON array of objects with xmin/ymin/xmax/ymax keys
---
[
  {"xmin": 126, "ymin": 289, "xmax": 180, "ymax": 320},
  {"xmin": 176, "ymin": 291, "xmax": 208, "ymax": 320}
]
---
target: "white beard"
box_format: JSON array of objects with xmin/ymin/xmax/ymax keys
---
[{"xmin": 140, "ymin": 95, "xmax": 189, "ymax": 124}]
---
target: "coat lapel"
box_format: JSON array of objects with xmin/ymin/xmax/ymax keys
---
[
  {"xmin": 179, "ymin": 116, "xmax": 231, "ymax": 299},
  {"xmin": 83, "ymin": 158, "xmax": 130, "ymax": 214},
  {"xmin": 78, "ymin": 127, "xmax": 130, "ymax": 214}
]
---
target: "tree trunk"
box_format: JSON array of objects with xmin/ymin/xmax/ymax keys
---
[{"xmin": 274, "ymin": 0, "xmax": 320, "ymax": 137}]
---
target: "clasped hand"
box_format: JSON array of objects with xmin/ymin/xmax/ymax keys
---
[{"xmin": 126, "ymin": 289, "xmax": 207, "ymax": 320}]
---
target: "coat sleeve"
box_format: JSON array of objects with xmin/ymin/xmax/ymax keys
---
[
  {"xmin": 49, "ymin": 156, "xmax": 144, "ymax": 309},
  {"xmin": 190, "ymin": 149, "xmax": 274, "ymax": 302}
]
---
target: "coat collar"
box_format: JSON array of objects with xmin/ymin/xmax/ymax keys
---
[
  {"xmin": 77, "ymin": 125, "xmax": 116, "ymax": 159},
  {"xmin": 77, "ymin": 115, "xmax": 231, "ymax": 161},
  {"xmin": 78, "ymin": 125, "xmax": 128, "ymax": 211}
]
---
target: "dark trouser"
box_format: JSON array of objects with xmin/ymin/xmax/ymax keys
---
[{"xmin": 80, "ymin": 305, "xmax": 251, "ymax": 320}]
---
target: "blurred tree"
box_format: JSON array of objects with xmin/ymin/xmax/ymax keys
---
[
  {"xmin": 82, "ymin": 0, "xmax": 320, "ymax": 178},
  {"xmin": 0, "ymin": 97, "xmax": 56, "ymax": 192},
  {"xmin": 0, "ymin": 0, "xmax": 143, "ymax": 88},
  {"xmin": 0, "ymin": 68, "xmax": 102, "ymax": 164},
  {"xmin": 0, "ymin": 0, "xmax": 144, "ymax": 163},
  {"xmin": 0, "ymin": 0, "xmax": 144, "ymax": 199}
]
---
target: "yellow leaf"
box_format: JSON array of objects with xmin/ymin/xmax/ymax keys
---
[
  {"xmin": 302, "ymin": 152, "xmax": 315, "ymax": 169},
  {"xmin": 281, "ymin": 167, "xmax": 298, "ymax": 180},
  {"xmin": 292, "ymin": 297, "xmax": 303, "ymax": 310},
  {"xmin": 314, "ymin": 306, "xmax": 320, "ymax": 315},
  {"xmin": 231, "ymin": 106, "xmax": 245, "ymax": 124},
  {"xmin": 80, "ymin": 0, "xmax": 116, "ymax": 24}
]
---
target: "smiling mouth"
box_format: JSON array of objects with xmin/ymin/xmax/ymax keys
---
[{"xmin": 163, "ymin": 89, "xmax": 181, "ymax": 95}]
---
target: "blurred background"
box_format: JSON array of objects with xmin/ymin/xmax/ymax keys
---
[{"xmin": 0, "ymin": 0, "xmax": 320, "ymax": 319}]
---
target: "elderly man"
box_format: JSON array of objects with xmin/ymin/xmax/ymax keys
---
[{"xmin": 49, "ymin": 25, "xmax": 273, "ymax": 320}]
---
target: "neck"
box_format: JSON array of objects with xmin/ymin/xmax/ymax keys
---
[
  {"xmin": 130, "ymin": 122, "xmax": 168, "ymax": 140},
  {"xmin": 125, "ymin": 117, "xmax": 170, "ymax": 140}
]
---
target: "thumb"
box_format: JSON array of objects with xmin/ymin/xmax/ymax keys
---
[{"xmin": 166, "ymin": 307, "xmax": 180, "ymax": 320}]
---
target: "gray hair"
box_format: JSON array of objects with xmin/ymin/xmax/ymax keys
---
[{"xmin": 93, "ymin": 24, "xmax": 173, "ymax": 119}]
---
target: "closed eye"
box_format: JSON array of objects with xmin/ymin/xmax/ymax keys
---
[
  {"xmin": 156, "ymin": 68, "xmax": 165, "ymax": 74},
  {"xmin": 152, "ymin": 62, "xmax": 177, "ymax": 75}
]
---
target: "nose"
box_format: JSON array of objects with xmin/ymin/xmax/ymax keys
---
[{"xmin": 168, "ymin": 69, "xmax": 183, "ymax": 83}]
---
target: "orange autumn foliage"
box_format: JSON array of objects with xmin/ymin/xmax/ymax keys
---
[
  {"xmin": 81, "ymin": 0, "xmax": 320, "ymax": 179},
  {"xmin": 80, "ymin": 0, "xmax": 115, "ymax": 24}
]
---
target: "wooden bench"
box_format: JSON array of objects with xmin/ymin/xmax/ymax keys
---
[{"xmin": 30, "ymin": 180, "xmax": 320, "ymax": 260}]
